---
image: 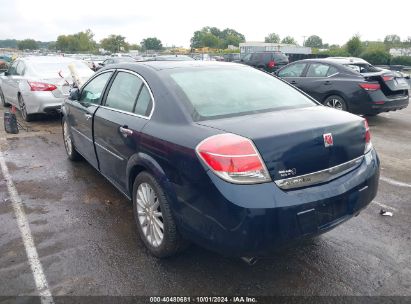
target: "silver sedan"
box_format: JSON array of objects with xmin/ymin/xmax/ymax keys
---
[{"xmin": 0, "ymin": 56, "xmax": 94, "ymax": 121}]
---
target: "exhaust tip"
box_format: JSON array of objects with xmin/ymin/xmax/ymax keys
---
[{"xmin": 241, "ymin": 257, "xmax": 258, "ymax": 266}]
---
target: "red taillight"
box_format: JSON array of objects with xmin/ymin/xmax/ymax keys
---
[
  {"xmin": 267, "ymin": 60, "xmax": 276, "ymax": 69},
  {"xmin": 28, "ymin": 81, "xmax": 57, "ymax": 91},
  {"xmin": 359, "ymin": 83, "xmax": 380, "ymax": 91},
  {"xmin": 382, "ymin": 75, "xmax": 394, "ymax": 82},
  {"xmin": 364, "ymin": 119, "xmax": 372, "ymax": 153},
  {"xmin": 196, "ymin": 133, "xmax": 271, "ymax": 184}
]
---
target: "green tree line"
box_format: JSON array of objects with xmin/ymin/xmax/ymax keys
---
[{"xmin": 1, "ymin": 29, "xmax": 411, "ymax": 66}]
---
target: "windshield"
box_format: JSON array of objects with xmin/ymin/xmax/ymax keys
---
[
  {"xmin": 31, "ymin": 61, "xmax": 93, "ymax": 78},
  {"xmin": 168, "ymin": 66, "xmax": 316, "ymax": 121}
]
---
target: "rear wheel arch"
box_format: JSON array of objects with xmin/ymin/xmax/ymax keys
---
[
  {"xmin": 323, "ymin": 91, "xmax": 347, "ymax": 103},
  {"xmin": 127, "ymin": 153, "xmax": 171, "ymax": 199},
  {"xmin": 323, "ymin": 94, "xmax": 348, "ymax": 111}
]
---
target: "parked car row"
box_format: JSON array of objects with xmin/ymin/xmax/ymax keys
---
[
  {"xmin": 275, "ymin": 57, "xmax": 410, "ymax": 115},
  {"xmin": 235, "ymin": 51, "xmax": 409, "ymax": 115}
]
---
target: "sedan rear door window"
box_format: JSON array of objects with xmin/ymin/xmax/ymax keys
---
[
  {"xmin": 16, "ymin": 62, "xmax": 25, "ymax": 75},
  {"xmin": 306, "ymin": 63, "xmax": 332, "ymax": 77},
  {"xmin": 278, "ymin": 63, "xmax": 307, "ymax": 77},
  {"xmin": 134, "ymin": 85, "xmax": 153, "ymax": 117},
  {"xmin": 8, "ymin": 62, "xmax": 18, "ymax": 75},
  {"xmin": 105, "ymin": 71, "xmax": 142, "ymax": 112}
]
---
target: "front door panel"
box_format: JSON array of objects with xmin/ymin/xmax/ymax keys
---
[
  {"xmin": 67, "ymin": 101, "xmax": 99, "ymax": 168},
  {"xmin": 93, "ymin": 108, "xmax": 148, "ymax": 192}
]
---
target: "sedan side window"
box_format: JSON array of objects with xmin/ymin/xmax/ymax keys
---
[
  {"xmin": 16, "ymin": 62, "xmax": 25, "ymax": 76},
  {"xmin": 327, "ymin": 66, "xmax": 339, "ymax": 76},
  {"xmin": 105, "ymin": 72, "xmax": 143, "ymax": 113},
  {"xmin": 242, "ymin": 53, "xmax": 252, "ymax": 61},
  {"xmin": 79, "ymin": 72, "xmax": 113, "ymax": 105},
  {"xmin": 306, "ymin": 63, "xmax": 331, "ymax": 78},
  {"xmin": 134, "ymin": 85, "xmax": 153, "ymax": 117},
  {"xmin": 8, "ymin": 62, "xmax": 18, "ymax": 75},
  {"xmin": 278, "ymin": 63, "xmax": 306, "ymax": 77}
]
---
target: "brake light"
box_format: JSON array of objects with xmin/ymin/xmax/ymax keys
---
[
  {"xmin": 364, "ymin": 120, "xmax": 372, "ymax": 153},
  {"xmin": 267, "ymin": 60, "xmax": 276, "ymax": 69},
  {"xmin": 382, "ymin": 75, "xmax": 394, "ymax": 82},
  {"xmin": 28, "ymin": 81, "xmax": 57, "ymax": 91},
  {"xmin": 359, "ymin": 83, "xmax": 380, "ymax": 91},
  {"xmin": 196, "ymin": 133, "xmax": 271, "ymax": 184}
]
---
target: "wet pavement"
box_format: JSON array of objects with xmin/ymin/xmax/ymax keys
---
[{"xmin": 0, "ymin": 106, "xmax": 410, "ymax": 298}]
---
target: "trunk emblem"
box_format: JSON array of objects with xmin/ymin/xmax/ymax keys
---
[{"xmin": 323, "ymin": 133, "xmax": 333, "ymax": 147}]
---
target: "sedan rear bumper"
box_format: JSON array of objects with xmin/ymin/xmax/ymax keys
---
[
  {"xmin": 176, "ymin": 149, "xmax": 379, "ymax": 257},
  {"xmin": 368, "ymin": 96, "xmax": 409, "ymax": 114},
  {"xmin": 22, "ymin": 91, "xmax": 64, "ymax": 115},
  {"xmin": 365, "ymin": 91, "xmax": 409, "ymax": 114}
]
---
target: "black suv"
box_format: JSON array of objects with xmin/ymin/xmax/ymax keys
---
[{"xmin": 241, "ymin": 51, "xmax": 289, "ymax": 73}]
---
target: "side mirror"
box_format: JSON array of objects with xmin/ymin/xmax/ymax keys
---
[
  {"xmin": 99, "ymin": 62, "xmax": 104, "ymax": 66},
  {"xmin": 69, "ymin": 88, "xmax": 80, "ymax": 101},
  {"xmin": 4, "ymin": 71, "xmax": 9, "ymax": 76}
]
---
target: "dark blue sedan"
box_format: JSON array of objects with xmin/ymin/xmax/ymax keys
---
[{"xmin": 62, "ymin": 61, "xmax": 380, "ymax": 259}]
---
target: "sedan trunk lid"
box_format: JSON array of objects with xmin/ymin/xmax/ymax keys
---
[{"xmin": 197, "ymin": 106, "xmax": 366, "ymax": 184}]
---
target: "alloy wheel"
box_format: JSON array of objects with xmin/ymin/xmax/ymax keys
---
[
  {"xmin": 18, "ymin": 95, "xmax": 28, "ymax": 120},
  {"xmin": 136, "ymin": 182, "xmax": 164, "ymax": 247},
  {"xmin": 325, "ymin": 98, "xmax": 343, "ymax": 110},
  {"xmin": 0, "ymin": 88, "xmax": 6, "ymax": 106},
  {"xmin": 63, "ymin": 121, "xmax": 73, "ymax": 156}
]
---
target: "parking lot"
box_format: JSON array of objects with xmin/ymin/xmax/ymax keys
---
[{"xmin": 0, "ymin": 104, "xmax": 410, "ymax": 299}]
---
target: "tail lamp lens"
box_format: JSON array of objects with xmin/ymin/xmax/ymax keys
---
[
  {"xmin": 382, "ymin": 75, "xmax": 394, "ymax": 82},
  {"xmin": 364, "ymin": 119, "xmax": 372, "ymax": 153},
  {"xmin": 196, "ymin": 133, "xmax": 271, "ymax": 184},
  {"xmin": 28, "ymin": 81, "xmax": 57, "ymax": 91},
  {"xmin": 267, "ymin": 60, "xmax": 276, "ymax": 69},
  {"xmin": 359, "ymin": 83, "xmax": 380, "ymax": 91}
]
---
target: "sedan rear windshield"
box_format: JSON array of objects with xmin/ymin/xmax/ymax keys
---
[
  {"xmin": 30, "ymin": 61, "xmax": 93, "ymax": 78},
  {"xmin": 168, "ymin": 67, "xmax": 316, "ymax": 121}
]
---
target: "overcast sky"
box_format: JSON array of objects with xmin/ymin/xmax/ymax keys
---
[{"xmin": 0, "ymin": 0, "xmax": 410, "ymax": 47}]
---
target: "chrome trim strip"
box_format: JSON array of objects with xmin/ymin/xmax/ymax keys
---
[
  {"xmin": 274, "ymin": 155, "xmax": 364, "ymax": 190},
  {"xmin": 99, "ymin": 105, "xmax": 149, "ymax": 120},
  {"xmin": 70, "ymin": 127, "xmax": 93, "ymax": 142},
  {"xmin": 95, "ymin": 142, "xmax": 124, "ymax": 161}
]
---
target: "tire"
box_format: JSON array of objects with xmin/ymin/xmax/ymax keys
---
[
  {"xmin": 0, "ymin": 87, "xmax": 10, "ymax": 107},
  {"xmin": 62, "ymin": 116, "xmax": 81, "ymax": 161},
  {"xmin": 133, "ymin": 171, "xmax": 188, "ymax": 258},
  {"xmin": 323, "ymin": 95, "xmax": 348, "ymax": 111},
  {"xmin": 18, "ymin": 94, "xmax": 32, "ymax": 122}
]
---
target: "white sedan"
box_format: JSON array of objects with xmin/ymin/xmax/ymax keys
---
[{"xmin": 0, "ymin": 56, "xmax": 94, "ymax": 121}]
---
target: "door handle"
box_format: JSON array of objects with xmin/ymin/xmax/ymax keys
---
[
  {"xmin": 290, "ymin": 80, "xmax": 297, "ymax": 84},
  {"xmin": 324, "ymin": 81, "xmax": 332, "ymax": 85},
  {"xmin": 119, "ymin": 126, "xmax": 133, "ymax": 137},
  {"xmin": 84, "ymin": 113, "xmax": 92, "ymax": 120}
]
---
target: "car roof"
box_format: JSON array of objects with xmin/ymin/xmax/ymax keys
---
[
  {"xmin": 20, "ymin": 56, "xmax": 84, "ymax": 63},
  {"xmin": 111, "ymin": 60, "xmax": 240, "ymax": 71},
  {"xmin": 282, "ymin": 58, "xmax": 362, "ymax": 75},
  {"xmin": 322, "ymin": 57, "xmax": 370, "ymax": 65}
]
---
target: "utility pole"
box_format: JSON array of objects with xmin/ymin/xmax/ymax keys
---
[{"xmin": 302, "ymin": 36, "xmax": 307, "ymax": 47}]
